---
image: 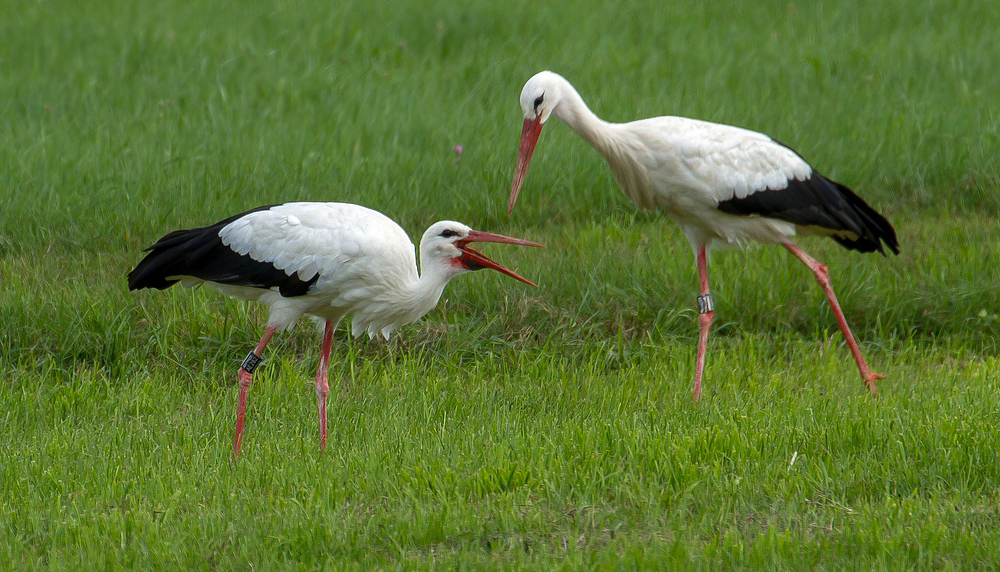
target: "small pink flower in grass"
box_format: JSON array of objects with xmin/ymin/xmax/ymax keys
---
[{"xmin": 453, "ymin": 144, "xmax": 463, "ymax": 163}]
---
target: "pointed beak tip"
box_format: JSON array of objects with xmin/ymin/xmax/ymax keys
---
[{"xmin": 457, "ymin": 232, "xmax": 542, "ymax": 286}]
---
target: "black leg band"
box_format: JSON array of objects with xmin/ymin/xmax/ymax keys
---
[
  {"xmin": 696, "ymin": 294, "xmax": 714, "ymax": 314},
  {"xmin": 241, "ymin": 351, "xmax": 263, "ymax": 373}
]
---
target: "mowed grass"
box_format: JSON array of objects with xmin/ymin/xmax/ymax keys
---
[{"xmin": 2, "ymin": 0, "xmax": 999, "ymax": 568}]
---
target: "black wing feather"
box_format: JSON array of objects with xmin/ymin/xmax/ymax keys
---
[
  {"xmin": 127, "ymin": 204, "xmax": 320, "ymax": 297},
  {"xmin": 717, "ymin": 173, "xmax": 899, "ymax": 255}
]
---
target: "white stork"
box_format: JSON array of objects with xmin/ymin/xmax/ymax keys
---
[
  {"xmin": 128, "ymin": 202, "xmax": 543, "ymax": 456},
  {"xmin": 508, "ymin": 71, "xmax": 898, "ymax": 401}
]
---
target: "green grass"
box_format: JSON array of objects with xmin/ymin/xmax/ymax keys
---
[{"xmin": 2, "ymin": 0, "xmax": 999, "ymax": 568}]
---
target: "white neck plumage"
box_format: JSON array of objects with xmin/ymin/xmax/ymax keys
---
[
  {"xmin": 394, "ymin": 262, "xmax": 454, "ymax": 324},
  {"xmin": 410, "ymin": 267, "xmax": 452, "ymax": 315},
  {"xmin": 550, "ymin": 78, "xmax": 616, "ymax": 153}
]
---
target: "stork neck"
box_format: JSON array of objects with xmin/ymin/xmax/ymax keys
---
[
  {"xmin": 401, "ymin": 265, "xmax": 452, "ymax": 319},
  {"xmin": 552, "ymin": 81, "xmax": 615, "ymax": 153}
]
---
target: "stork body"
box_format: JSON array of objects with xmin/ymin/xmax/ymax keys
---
[
  {"xmin": 509, "ymin": 71, "xmax": 898, "ymax": 400},
  {"xmin": 128, "ymin": 202, "xmax": 541, "ymax": 456}
]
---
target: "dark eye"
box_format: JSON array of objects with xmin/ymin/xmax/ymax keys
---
[
  {"xmin": 439, "ymin": 229, "xmax": 458, "ymax": 238},
  {"xmin": 533, "ymin": 94, "xmax": 544, "ymax": 111}
]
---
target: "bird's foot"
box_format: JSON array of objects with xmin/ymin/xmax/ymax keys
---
[{"xmin": 863, "ymin": 371, "xmax": 884, "ymax": 395}]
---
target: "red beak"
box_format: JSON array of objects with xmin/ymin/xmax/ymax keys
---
[
  {"xmin": 456, "ymin": 229, "xmax": 544, "ymax": 287},
  {"xmin": 508, "ymin": 116, "xmax": 544, "ymax": 214}
]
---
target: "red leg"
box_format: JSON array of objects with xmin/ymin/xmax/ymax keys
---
[
  {"xmin": 693, "ymin": 244, "xmax": 714, "ymax": 402},
  {"xmin": 314, "ymin": 320, "xmax": 335, "ymax": 450},
  {"xmin": 233, "ymin": 324, "xmax": 278, "ymax": 459},
  {"xmin": 783, "ymin": 242, "xmax": 883, "ymax": 394}
]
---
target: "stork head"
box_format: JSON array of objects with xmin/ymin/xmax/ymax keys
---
[
  {"xmin": 419, "ymin": 221, "xmax": 543, "ymax": 286},
  {"xmin": 510, "ymin": 70, "xmax": 567, "ymax": 214},
  {"xmin": 519, "ymin": 70, "xmax": 565, "ymax": 125}
]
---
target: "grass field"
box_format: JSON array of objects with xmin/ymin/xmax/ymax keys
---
[{"xmin": 2, "ymin": 0, "xmax": 999, "ymax": 568}]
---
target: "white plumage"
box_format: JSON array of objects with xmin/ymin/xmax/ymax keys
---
[
  {"xmin": 212, "ymin": 202, "xmax": 424, "ymax": 337},
  {"xmin": 509, "ymin": 70, "xmax": 898, "ymax": 400},
  {"xmin": 129, "ymin": 201, "xmax": 541, "ymax": 456}
]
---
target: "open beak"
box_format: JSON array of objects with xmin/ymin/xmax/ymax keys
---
[
  {"xmin": 508, "ymin": 116, "xmax": 544, "ymax": 214},
  {"xmin": 457, "ymin": 229, "xmax": 544, "ymax": 287}
]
